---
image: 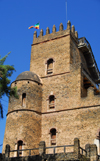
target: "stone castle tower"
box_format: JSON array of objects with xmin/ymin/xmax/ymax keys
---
[{"xmin": 2, "ymin": 21, "xmax": 100, "ymax": 157}]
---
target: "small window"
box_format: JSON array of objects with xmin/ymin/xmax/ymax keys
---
[
  {"xmin": 49, "ymin": 95, "xmax": 55, "ymax": 109},
  {"xmin": 22, "ymin": 93, "xmax": 26, "ymax": 107},
  {"xmin": 17, "ymin": 140, "xmax": 23, "ymax": 157},
  {"xmin": 47, "ymin": 58, "xmax": 54, "ymax": 75},
  {"xmin": 50, "ymin": 128, "xmax": 56, "ymax": 145}
]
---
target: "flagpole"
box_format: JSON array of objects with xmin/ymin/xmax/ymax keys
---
[
  {"xmin": 39, "ymin": 22, "xmax": 40, "ymax": 35},
  {"xmin": 38, "ymin": 22, "xmax": 40, "ymax": 37}
]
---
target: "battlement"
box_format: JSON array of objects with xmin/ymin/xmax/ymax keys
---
[{"xmin": 32, "ymin": 20, "xmax": 78, "ymax": 45}]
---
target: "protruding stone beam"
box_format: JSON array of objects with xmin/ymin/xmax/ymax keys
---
[
  {"xmin": 67, "ymin": 20, "xmax": 71, "ymax": 30},
  {"xmin": 59, "ymin": 23, "xmax": 63, "ymax": 31},
  {"xmin": 40, "ymin": 29, "xmax": 43, "ymax": 37},
  {"xmin": 46, "ymin": 27, "xmax": 50, "ymax": 35},
  {"xmin": 52, "ymin": 25, "xmax": 56, "ymax": 33},
  {"xmin": 34, "ymin": 31, "xmax": 37, "ymax": 39}
]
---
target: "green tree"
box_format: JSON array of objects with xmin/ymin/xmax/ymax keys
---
[{"xmin": 0, "ymin": 52, "xmax": 18, "ymax": 118}]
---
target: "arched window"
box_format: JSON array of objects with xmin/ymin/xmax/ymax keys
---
[
  {"xmin": 49, "ymin": 95, "xmax": 55, "ymax": 109},
  {"xmin": 22, "ymin": 93, "xmax": 26, "ymax": 107},
  {"xmin": 17, "ymin": 140, "xmax": 23, "ymax": 157},
  {"xmin": 47, "ymin": 58, "xmax": 54, "ymax": 75},
  {"xmin": 50, "ymin": 128, "xmax": 56, "ymax": 145}
]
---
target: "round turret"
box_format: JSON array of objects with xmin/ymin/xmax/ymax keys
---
[
  {"xmin": 2, "ymin": 71, "xmax": 42, "ymax": 157},
  {"xmin": 15, "ymin": 71, "xmax": 41, "ymax": 83}
]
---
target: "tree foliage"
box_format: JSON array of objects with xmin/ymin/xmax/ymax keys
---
[{"xmin": 0, "ymin": 52, "xmax": 18, "ymax": 118}]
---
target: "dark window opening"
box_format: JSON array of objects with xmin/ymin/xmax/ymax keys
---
[
  {"xmin": 22, "ymin": 93, "xmax": 26, "ymax": 107},
  {"xmin": 50, "ymin": 128, "xmax": 56, "ymax": 145},
  {"xmin": 47, "ymin": 59, "xmax": 53, "ymax": 74},
  {"xmin": 49, "ymin": 95, "xmax": 55, "ymax": 109},
  {"xmin": 17, "ymin": 140, "xmax": 23, "ymax": 157}
]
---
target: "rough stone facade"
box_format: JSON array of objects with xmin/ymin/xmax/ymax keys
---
[
  {"xmin": 2, "ymin": 21, "xmax": 100, "ymax": 160},
  {"xmin": 3, "ymin": 80, "xmax": 42, "ymax": 156}
]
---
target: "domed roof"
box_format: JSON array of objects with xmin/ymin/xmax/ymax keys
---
[{"xmin": 16, "ymin": 71, "xmax": 40, "ymax": 83}]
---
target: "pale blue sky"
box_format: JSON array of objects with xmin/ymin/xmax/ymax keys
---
[{"xmin": 0, "ymin": 0, "xmax": 100, "ymax": 153}]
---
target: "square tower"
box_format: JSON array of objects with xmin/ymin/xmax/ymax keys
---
[{"xmin": 30, "ymin": 21, "xmax": 100, "ymax": 151}]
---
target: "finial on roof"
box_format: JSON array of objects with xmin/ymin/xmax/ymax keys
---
[
  {"xmin": 75, "ymin": 31, "xmax": 78, "ymax": 38},
  {"xmin": 59, "ymin": 23, "xmax": 63, "ymax": 31},
  {"xmin": 67, "ymin": 20, "xmax": 71, "ymax": 30},
  {"xmin": 71, "ymin": 25, "xmax": 75, "ymax": 34},
  {"xmin": 40, "ymin": 29, "xmax": 43, "ymax": 37},
  {"xmin": 52, "ymin": 25, "xmax": 56, "ymax": 33},
  {"xmin": 46, "ymin": 27, "xmax": 50, "ymax": 35},
  {"xmin": 34, "ymin": 31, "xmax": 37, "ymax": 39}
]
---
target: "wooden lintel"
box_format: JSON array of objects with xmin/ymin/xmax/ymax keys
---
[
  {"xmin": 84, "ymin": 81, "xmax": 91, "ymax": 84},
  {"xmin": 84, "ymin": 77, "xmax": 88, "ymax": 80}
]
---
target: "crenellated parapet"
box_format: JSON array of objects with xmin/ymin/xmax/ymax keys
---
[
  {"xmin": 52, "ymin": 25, "xmax": 56, "ymax": 33},
  {"xmin": 59, "ymin": 23, "xmax": 63, "ymax": 31},
  {"xmin": 46, "ymin": 27, "xmax": 50, "ymax": 35},
  {"xmin": 32, "ymin": 20, "xmax": 78, "ymax": 45}
]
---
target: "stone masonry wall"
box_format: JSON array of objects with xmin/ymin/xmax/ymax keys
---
[
  {"xmin": 41, "ymin": 68, "xmax": 81, "ymax": 113},
  {"xmin": 30, "ymin": 31, "xmax": 71, "ymax": 77},
  {"xmin": 2, "ymin": 80, "xmax": 42, "ymax": 156},
  {"xmin": 8, "ymin": 80, "xmax": 42, "ymax": 113},
  {"xmin": 41, "ymin": 75, "xmax": 100, "ymax": 150},
  {"xmin": 41, "ymin": 104, "xmax": 100, "ymax": 150},
  {"xmin": 33, "ymin": 25, "xmax": 100, "ymax": 153},
  {"xmin": 3, "ymin": 111, "xmax": 41, "ymax": 157}
]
